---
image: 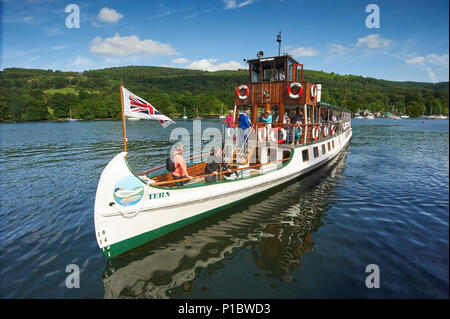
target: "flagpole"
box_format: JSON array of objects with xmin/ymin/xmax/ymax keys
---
[{"xmin": 119, "ymin": 84, "xmax": 128, "ymax": 155}]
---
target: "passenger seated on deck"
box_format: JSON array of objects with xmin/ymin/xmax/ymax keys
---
[
  {"xmin": 171, "ymin": 142, "xmax": 193, "ymax": 186},
  {"xmin": 204, "ymin": 147, "xmax": 232, "ymax": 182}
]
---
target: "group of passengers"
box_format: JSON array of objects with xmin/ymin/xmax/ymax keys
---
[{"xmin": 169, "ymin": 143, "xmax": 233, "ymax": 187}]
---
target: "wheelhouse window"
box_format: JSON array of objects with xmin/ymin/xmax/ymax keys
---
[
  {"xmin": 251, "ymin": 62, "xmax": 261, "ymax": 83},
  {"xmin": 261, "ymin": 59, "xmax": 274, "ymax": 82},
  {"xmin": 322, "ymin": 144, "xmax": 326, "ymax": 155},
  {"xmin": 274, "ymin": 58, "xmax": 286, "ymax": 81},
  {"xmin": 288, "ymin": 60, "xmax": 294, "ymax": 81}
]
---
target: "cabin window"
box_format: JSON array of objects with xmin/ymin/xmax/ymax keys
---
[
  {"xmin": 322, "ymin": 144, "xmax": 326, "ymax": 155},
  {"xmin": 332, "ymin": 140, "xmax": 335, "ymax": 149},
  {"xmin": 302, "ymin": 149, "xmax": 309, "ymax": 162},
  {"xmin": 251, "ymin": 62, "xmax": 261, "ymax": 83},
  {"xmin": 288, "ymin": 60, "xmax": 294, "ymax": 81},
  {"xmin": 328, "ymin": 142, "xmax": 331, "ymax": 151},
  {"xmin": 283, "ymin": 150, "xmax": 291, "ymax": 160},
  {"xmin": 274, "ymin": 58, "xmax": 286, "ymax": 81},
  {"xmin": 313, "ymin": 146, "xmax": 319, "ymax": 158},
  {"xmin": 262, "ymin": 60, "xmax": 275, "ymax": 82},
  {"xmin": 296, "ymin": 65, "xmax": 303, "ymax": 82}
]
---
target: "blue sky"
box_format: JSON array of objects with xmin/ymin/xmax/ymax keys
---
[{"xmin": 0, "ymin": 0, "xmax": 448, "ymax": 83}]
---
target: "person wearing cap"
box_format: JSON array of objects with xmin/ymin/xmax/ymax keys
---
[{"xmin": 261, "ymin": 110, "xmax": 272, "ymax": 142}]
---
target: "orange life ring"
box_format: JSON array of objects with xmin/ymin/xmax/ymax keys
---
[
  {"xmin": 288, "ymin": 82, "xmax": 304, "ymax": 99},
  {"xmin": 270, "ymin": 127, "xmax": 287, "ymax": 144},
  {"xmin": 311, "ymin": 126, "xmax": 319, "ymax": 140},
  {"xmin": 330, "ymin": 125, "xmax": 336, "ymax": 135},
  {"xmin": 237, "ymin": 85, "xmax": 249, "ymax": 100}
]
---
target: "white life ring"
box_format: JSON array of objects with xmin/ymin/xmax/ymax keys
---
[
  {"xmin": 323, "ymin": 125, "xmax": 329, "ymax": 137},
  {"xmin": 237, "ymin": 85, "xmax": 249, "ymax": 100},
  {"xmin": 311, "ymin": 126, "xmax": 319, "ymax": 140},
  {"xmin": 257, "ymin": 127, "xmax": 267, "ymax": 143},
  {"xmin": 288, "ymin": 82, "xmax": 304, "ymax": 99},
  {"xmin": 311, "ymin": 84, "xmax": 317, "ymax": 99},
  {"xmin": 270, "ymin": 127, "xmax": 287, "ymax": 144}
]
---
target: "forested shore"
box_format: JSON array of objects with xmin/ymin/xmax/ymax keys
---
[{"xmin": 0, "ymin": 66, "xmax": 448, "ymax": 122}]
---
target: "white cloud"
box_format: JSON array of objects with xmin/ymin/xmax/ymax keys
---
[
  {"xmin": 186, "ymin": 58, "xmax": 247, "ymax": 71},
  {"xmin": 223, "ymin": 0, "xmax": 254, "ymax": 10},
  {"xmin": 356, "ymin": 34, "xmax": 393, "ymax": 49},
  {"xmin": 158, "ymin": 4, "xmax": 174, "ymax": 17},
  {"xmin": 70, "ymin": 55, "xmax": 93, "ymax": 66},
  {"xmin": 404, "ymin": 53, "xmax": 448, "ymax": 82},
  {"xmin": 405, "ymin": 56, "xmax": 425, "ymax": 64},
  {"xmin": 329, "ymin": 44, "xmax": 353, "ymax": 55},
  {"xmin": 425, "ymin": 53, "xmax": 449, "ymax": 67},
  {"xmin": 426, "ymin": 67, "xmax": 436, "ymax": 82},
  {"xmin": 172, "ymin": 58, "xmax": 189, "ymax": 64},
  {"xmin": 98, "ymin": 8, "xmax": 123, "ymax": 24},
  {"xmin": 52, "ymin": 44, "xmax": 68, "ymax": 50},
  {"xmin": 90, "ymin": 34, "xmax": 179, "ymax": 57},
  {"xmin": 287, "ymin": 46, "xmax": 320, "ymax": 57}
]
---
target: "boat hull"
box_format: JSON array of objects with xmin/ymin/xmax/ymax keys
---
[{"xmin": 95, "ymin": 129, "xmax": 352, "ymax": 258}]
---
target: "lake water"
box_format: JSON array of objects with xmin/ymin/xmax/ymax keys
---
[{"xmin": 0, "ymin": 118, "xmax": 448, "ymax": 298}]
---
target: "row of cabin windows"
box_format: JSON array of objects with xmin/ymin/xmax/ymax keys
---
[{"xmin": 302, "ymin": 140, "xmax": 335, "ymax": 162}]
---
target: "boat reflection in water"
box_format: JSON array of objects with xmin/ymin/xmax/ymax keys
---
[{"xmin": 102, "ymin": 149, "xmax": 349, "ymax": 299}]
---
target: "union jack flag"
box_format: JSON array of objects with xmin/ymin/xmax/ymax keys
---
[{"xmin": 122, "ymin": 86, "xmax": 175, "ymax": 128}]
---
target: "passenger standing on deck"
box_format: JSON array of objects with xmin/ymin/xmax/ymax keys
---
[
  {"xmin": 172, "ymin": 143, "xmax": 193, "ymax": 186},
  {"xmin": 238, "ymin": 108, "xmax": 252, "ymax": 143},
  {"xmin": 223, "ymin": 110, "xmax": 234, "ymax": 128},
  {"xmin": 261, "ymin": 110, "xmax": 272, "ymax": 142}
]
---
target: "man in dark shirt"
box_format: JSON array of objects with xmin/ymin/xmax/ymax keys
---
[{"xmin": 205, "ymin": 147, "xmax": 232, "ymax": 182}]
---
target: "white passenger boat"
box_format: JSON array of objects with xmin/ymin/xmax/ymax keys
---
[{"xmin": 94, "ymin": 53, "xmax": 353, "ymax": 258}]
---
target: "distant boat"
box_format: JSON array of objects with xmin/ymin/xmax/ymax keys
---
[
  {"xmin": 68, "ymin": 109, "xmax": 78, "ymax": 122},
  {"xmin": 182, "ymin": 107, "xmax": 188, "ymax": 120},
  {"xmin": 400, "ymin": 115, "xmax": 409, "ymax": 119},
  {"xmin": 390, "ymin": 116, "xmax": 401, "ymax": 120},
  {"xmin": 355, "ymin": 116, "xmax": 364, "ymax": 119},
  {"xmin": 365, "ymin": 115, "xmax": 375, "ymax": 120},
  {"xmin": 127, "ymin": 117, "xmax": 140, "ymax": 121},
  {"xmin": 431, "ymin": 115, "xmax": 447, "ymax": 120}
]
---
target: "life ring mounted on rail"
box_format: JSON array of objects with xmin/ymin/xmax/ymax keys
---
[
  {"xmin": 330, "ymin": 125, "xmax": 336, "ymax": 135},
  {"xmin": 288, "ymin": 82, "xmax": 304, "ymax": 99},
  {"xmin": 270, "ymin": 127, "xmax": 287, "ymax": 144},
  {"xmin": 237, "ymin": 85, "xmax": 249, "ymax": 100},
  {"xmin": 323, "ymin": 125, "xmax": 329, "ymax": 137},
  {"xmin": 310, "ymin": 84, "xmax": 318, "ymax": 100},
  {"xmin": 311, "ymin": 126, "xmax": 319, "ymax": 141}
]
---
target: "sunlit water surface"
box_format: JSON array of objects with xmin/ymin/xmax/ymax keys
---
[{"xmin": 0, "ymin": 118, "xmax": 448, "ymax": 298}]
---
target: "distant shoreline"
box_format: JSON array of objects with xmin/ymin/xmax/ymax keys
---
[{"xmin": 0, "ymin": 115, "xmax": 227, "ymax": 123}]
